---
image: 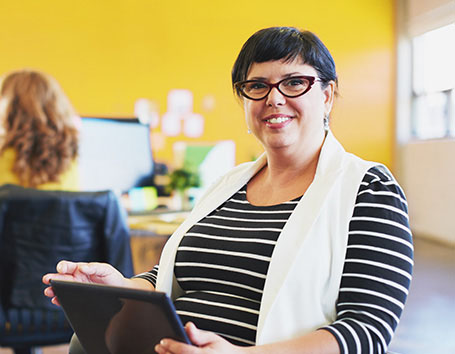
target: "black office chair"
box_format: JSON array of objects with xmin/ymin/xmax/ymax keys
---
[{"xmin": 0, "ymin": 184, "xmax": 134, "ymax": 354}]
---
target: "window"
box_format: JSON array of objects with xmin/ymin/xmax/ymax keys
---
[{"xmin": 411, "ymin": 23, "xmax": 455, "ymax": 139}]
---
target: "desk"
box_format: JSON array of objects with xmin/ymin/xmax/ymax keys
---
[
  {"xmin": 127, "ymin": 209, "xmax": 190, "ymax": 274},
  {"xmin": 128, "ymin": 210, "xmax": 189, "ymax": 237}
]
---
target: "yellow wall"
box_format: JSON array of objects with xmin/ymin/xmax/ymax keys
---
[{"xmin": 0, "ymin": 0, "xmax": 396, "ymax": 168}]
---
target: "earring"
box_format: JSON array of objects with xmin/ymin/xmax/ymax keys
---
[
  {"xmin": 247, "ymin": 128, "xmax": 252, "ymax": 134},
  {"xmin": 323, "ymin": 115, "xmax": 330, "ymax": 131}
]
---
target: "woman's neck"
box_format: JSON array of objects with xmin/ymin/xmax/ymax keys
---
[
  {"xmin": 265, "ymin": 131, "xmax": 326, "ymax": 180},
  {"xmin": 246, "ymin": 132, "xmax": 326, "ymax": 206}
]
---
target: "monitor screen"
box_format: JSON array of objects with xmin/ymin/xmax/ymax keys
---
[{"xmin": 78, "ymin": 117, "xmax": 154, "ymax": 193}]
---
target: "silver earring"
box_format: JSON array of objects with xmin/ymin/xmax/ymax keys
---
[
  {"xmin": 323, "ymin": 115, "xmax": 330, "ymax": 131},
  {"xmin": 247, "ymin": 128, "xmax": 252, "ymax": 134}
]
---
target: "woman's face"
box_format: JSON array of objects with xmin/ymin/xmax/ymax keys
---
[{"xmin": 243, "ymin": 59, "xmax": 334, "ymax": 155}]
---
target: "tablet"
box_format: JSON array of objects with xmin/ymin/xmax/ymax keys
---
[{"xmin": 50, "ymin": 279, "xmax": 191, "ymax": 354}]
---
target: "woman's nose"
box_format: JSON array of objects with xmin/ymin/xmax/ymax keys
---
[{"xmin": 265, "ymin": 87, "xmax": 286, "ymax": 106}]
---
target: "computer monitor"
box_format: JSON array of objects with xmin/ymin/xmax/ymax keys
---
[{"xmin": 78, "ymin": 117, "xmax": 154, "ymax": 194}]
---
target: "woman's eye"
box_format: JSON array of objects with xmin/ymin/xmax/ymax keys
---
[
  {"xmin": 247, "ymin": 82, "xmax": 268, "ymax": 91},
  {"xmin": 285, "ymin": 78, "xmax": 305, "ymax": 87}
]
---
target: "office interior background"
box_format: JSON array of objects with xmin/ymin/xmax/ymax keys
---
[{"xmin": 0, "ymin": 0, "xmax": 453, "ymax": 353}]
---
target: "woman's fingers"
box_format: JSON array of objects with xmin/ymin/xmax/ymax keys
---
[
  {"xmin": 63, "ymin": 262, "xmax": 126, "ymax": 287},
  {"xmin": 78, "ymin": 262, "xmax": 111, "ymax": 277},
  {"xmin": 155, "ymin": 323, "xmax": 238, "ymax": 354},
  {"xmin": 48, "ymin": 262, "xmax": 115, "ymax": 283},
  {"xmin": 42, "ymin": 261, "xmax": 126, "ymax": 309},
  {"xmin": 43, "ymin": 284, "xmax": 60, "ymax": 306},
  {"xmin": 43, "ymin": 261, "xmax": 126, "ymax": 307},
  {"xmin": 43, "ymin": 272, "xmax": 76, "ymax": 283},
  {"xmin": 56, "ymin": 261, "xmax": 107, "ymax": 278},
  {"xmin": 51, "ymin": 296, "xmax": 61, "ymax": 307},
  {"xmin": 155, "ymin": 339, "xmax": 192, "ymax": 354},
  {"xmin": 44, "ymin": 286, "xmax": 55, "ymax": 298},
  {"xmin": 56, "ymin": 260, "xmax": 81, "ymax": 274}
]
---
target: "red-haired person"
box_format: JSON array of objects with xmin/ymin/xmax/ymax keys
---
[{"xmin": 0, "ymin": 70, "xmax": 79, "ymax": 190}]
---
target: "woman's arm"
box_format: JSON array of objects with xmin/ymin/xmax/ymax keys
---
[
  {"xmin": 133, "ymin": 264, "xmax": 159, "ymax": 288},
  {"xmin": 127, "ymin": 277, "xmax": 156, "ymax": 290},
  {"xmin": 323, "ymin": 166, "xmax": 413, "ymax": 353}
]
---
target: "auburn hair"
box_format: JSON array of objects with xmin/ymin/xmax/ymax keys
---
[{"xmin": 0, "ymin": 70, "xmax": 79, "ymax": 187}]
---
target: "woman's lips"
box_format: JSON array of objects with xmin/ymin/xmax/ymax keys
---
[{"xmin": 263, "ymin": 115, "xmax": 293, "ymax": 128}]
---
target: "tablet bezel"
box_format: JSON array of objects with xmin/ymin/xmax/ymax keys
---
[{"xmin": 50, "ymin": 279, "xmax": 191, "ymax": 353}]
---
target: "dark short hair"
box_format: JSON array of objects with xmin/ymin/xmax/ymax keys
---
[{"xmin": 232, "ymin": 27, "xmax": 338, "ymax": 98}]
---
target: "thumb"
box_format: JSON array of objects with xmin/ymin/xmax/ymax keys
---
[
  {"xmin": 56, "ymin": 260, "xmax": 80, "ymax": 274},
  {"xmin": 185, "ymin": 322, "xmax": 219, "ymax": 347}
]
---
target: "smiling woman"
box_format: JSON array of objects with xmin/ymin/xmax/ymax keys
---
[
  {"xmin": 43, "ymin": 27, "xmax": 413, "ymax": 354},
  {"xmin": 239, "ymin": 59, "xmax": 333, "ymax": 197}
]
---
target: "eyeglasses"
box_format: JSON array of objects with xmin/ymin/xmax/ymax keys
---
[{"xmin": 234, "ymin": 75, "xmax": 321, "ymax": 101}]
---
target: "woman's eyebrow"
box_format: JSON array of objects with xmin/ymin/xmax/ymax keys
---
[
  {"xmin": 247, "ymin": 72, "xmax": 305, "ymax": 81},
  {"xmin": 282, "ymin": 72, "xmax": 304, "ymax": 78},
  {"xmin": 246, "ymin": 76, "xmax": 267, "ymax": 81}
]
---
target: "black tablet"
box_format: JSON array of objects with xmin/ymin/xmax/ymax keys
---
[{"xmin": 50, "ymin": 279, "xmax": 191, "ymax": 354}]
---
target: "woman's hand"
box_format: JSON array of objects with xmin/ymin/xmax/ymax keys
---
[
  {"xmin": 42, "ymin": 260, "xmax": 127, "ymax": 306},
  {"xmin": 155, "ymin": 322, "xmax": 246, "ymax": 354}
]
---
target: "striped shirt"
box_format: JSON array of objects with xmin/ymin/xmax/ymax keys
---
[{"xmin": 136, "ymin": 166, "xmax": 413, "ymax": 353}]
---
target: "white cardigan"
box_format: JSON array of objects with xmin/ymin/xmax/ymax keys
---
[{"xmin": 156, "ymin": 132, "xmax": 378, "ymax": 345}]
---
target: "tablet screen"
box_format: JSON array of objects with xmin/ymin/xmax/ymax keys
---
[{"xmin": 51, "ymin": 280, "xmax": 191, "ymax": 354}]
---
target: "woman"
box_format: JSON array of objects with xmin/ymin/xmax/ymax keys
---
[
  {"xmin": 0, "ymin": 70, "xmax": 79, "ymax": 190},
  {"xmin": 43, "ymin": 27, "xmax": 413, "ymax": 353}
]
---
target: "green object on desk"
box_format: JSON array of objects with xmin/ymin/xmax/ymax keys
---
[
  {"xmin": 166, "ymin": 169, "xmax": 200, "ymax": 195},
  {"xmin": 128, "ymin": 186, "xmax": 158, "ymax": 212}
]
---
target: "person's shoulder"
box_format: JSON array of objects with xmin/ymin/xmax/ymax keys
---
[
  {"xmin": 0, "ymin": 148, "xmax": 20, "ymax": 185},
  {"xmin": 362, "ymin": 165, "xmax": 393, "ymax": 183},
  {"xmin": 0, "ymin": 147, "xmax": 16, "ymax": 160},
  {"xmin": 361, "ymin": 165, "xmax": 399, "ymax": 189},
  {"xmin": 357, "ymin": 165, "xmax": 408, "ymax": 209}
]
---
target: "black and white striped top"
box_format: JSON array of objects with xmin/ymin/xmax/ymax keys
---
[{"xmin": 136, "ymin": 166, "xmax": 413, "ymax": 353}]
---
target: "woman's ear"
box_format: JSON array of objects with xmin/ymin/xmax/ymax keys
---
[{"xmin": 323, "ymin": 80, "xmax": 336, "ymax": 117}]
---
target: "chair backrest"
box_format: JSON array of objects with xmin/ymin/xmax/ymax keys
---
[{"xmin": 0, "ymin": 183, "xmax": 134, "ymax": 350}]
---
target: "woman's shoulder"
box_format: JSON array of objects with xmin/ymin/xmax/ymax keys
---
[
  {"xmin": 360, "ymin": 165, "xmax": 404, "ymax": 192},
  {"xmin": 0, "ymin": 146, "xmax": 16, "ymax": 160},
  {"xmin": 40, "ymin": 159, "xmax": 80, "ymax": 191},
  {"xmin": 357, "ymin": 165, "xmax": 409, "ymax": 212},
  {"xmin": 0, "ymin": 148, "xmax": 20, "ymax": 185}
]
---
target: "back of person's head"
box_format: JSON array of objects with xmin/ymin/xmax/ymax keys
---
[
  {"xmin": 0, "ymin": 69, "xmax": 79, "ymax": 187},
  {"xmin": 232, "ymin": 26, "xmax": 338, "ymax": 98}
]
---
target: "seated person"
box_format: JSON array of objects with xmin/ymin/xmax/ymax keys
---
[
  {"xmin": 0, "ymin": 69, "xmax": 79, "ymax": 190},
  {"xmin": 43, "ymin": 27, "xmax": 413, "ymax": 354}
]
